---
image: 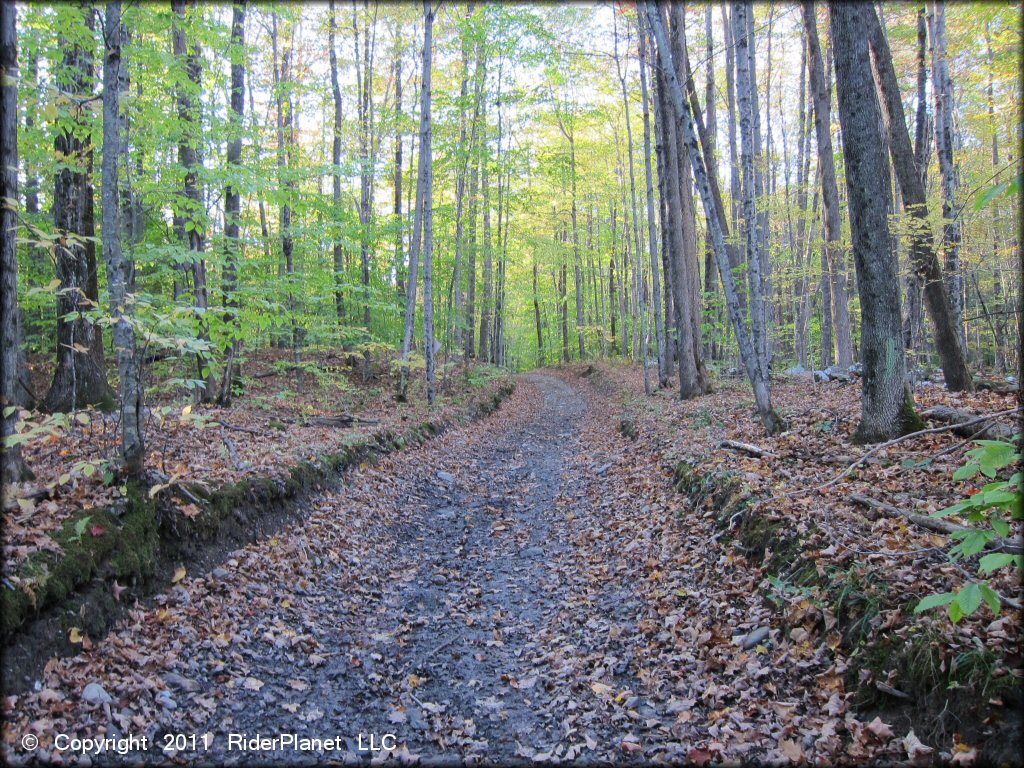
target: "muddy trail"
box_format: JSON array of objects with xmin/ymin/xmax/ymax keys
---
[{"xmin": 187, "ymin": 373, "xmax": 646, "ymax": 764}]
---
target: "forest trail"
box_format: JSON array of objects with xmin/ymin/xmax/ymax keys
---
[{"xmin": 130, "ymin": 372, "xmax": 677, "ymax": 764}]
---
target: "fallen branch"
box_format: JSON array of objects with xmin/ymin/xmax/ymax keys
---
[
  {"xmin": 718, "ymin": 439, "xmax": 777, "ymax": 459},
  {"xmin": 304, "ymin": 414, "xmax": 379, "ymax": 428},
  {"xmin": 921, "ymin": 405, "xmax": 1018, "ymax": 441},
  {"xmin": 849, "ymin": 494, "xmax": 1023, "ymax": 555},
  {"xmin": 220, "ymin": 428, "xmax": 251, "ymax": 471},
  {"xmin": 218, "ymin": 419, "xmax": 263, "ymax": 436}
]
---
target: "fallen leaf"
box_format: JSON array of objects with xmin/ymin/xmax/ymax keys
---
[{"xmin": 172, "ymin": 566, "xmax": 187, "ymax": 583}]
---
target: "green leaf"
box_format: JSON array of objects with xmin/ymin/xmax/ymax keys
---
[
  {"xmin": 956, "ymin": 582, "xmax": 983, "ymax": 617},
  {"xmin": 979, "ymin": 552, "xmax": 1023, "ymax": 575},
  {"xmin": 990, "ymin": 514, "xmax": 1010, "ymax": 538},
  {"xmin": 948, "ymin": 599, "xmax": 965, "ymax": 624},
  {"xmin": 979, "ymin": 582, "xmax": 1001, "ymax": 615},
  {"xmin": 953, "ymin": 463, "xmax": 979, "ymax": 482},
  {"xmin": 914, "ymin": 592, "xmax": 955, "ymax": 613},
  {"xmin": 72, "ymin": 515, "xmax": 92, "ymax": 540}
]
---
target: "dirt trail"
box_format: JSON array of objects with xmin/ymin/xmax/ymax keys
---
[{"xmin": 149, "ymin": 374, "xmax": 653, "ymax": 764}]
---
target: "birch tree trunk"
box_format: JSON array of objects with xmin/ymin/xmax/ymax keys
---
[
  {"xmin": 929, "ymin": 2, "xmax": 965, "ymax": 348},
  {"xmin": 830, "ymin": 0, "xmax": 922, "ymax": 443},
  {"xmin": 638, "ymin": 17, "xmax": 667, "ymax": 388},
  {"xmin": 101, "ymin": 1, "xmax": 144, "ymax": 479},
  {"xmin": 644, "ymin": 2, "xmax": 784, "ymax": 434}
]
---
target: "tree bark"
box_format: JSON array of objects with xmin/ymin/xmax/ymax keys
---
[
  {"xmin": 830, "ymin": 0, "xmax": 921, "ymax": 443},
  {"xmin": 101, "ymin": 1, "xmax": 144, "ymax": 478},
  {"xmin": 171, "ymin": 0, "xmax": 216, "ymax": 402},
  {"xmin": 802, "ymin": 2, "xmax": 854, "ymax": 369},
  {"xmin": 644, "ymin": 3, "xmax": 784, "ymax": 434},
  {"xmin": 614, "ymin": 12, "xmax": 649, "ymax": 393},
  {"xmin": 638, "ymin": 17, "xmax": 667, "ymax": 388},
  {"xmin": 928, "ymin": 2, "xmax": 965, "ymax": 348},
  {"xmin": 44, "ymin": 4, "xmax": 114, "ymax": 414},
  {"xmin": 329, "ymin": 0, "xmax": 346, "ymax": 324},
  {"xmin": 865, "ymin": 9, "xmax": 974, "ymax": 393},
  {"xmin": 1, "ymin": 0, "xmax": 26, "ymax": 483},
  {"xmin": 219, "ymin": 0, "xmax": 245, "ymax": 406},
  {"xmin": 421, "ymin": 1, "xmax": 435, "ymax": 402}
]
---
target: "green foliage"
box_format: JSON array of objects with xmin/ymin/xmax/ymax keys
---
[{"xmin": 915, "ymin": 435, "xmax": 1023, "ymax": 623}]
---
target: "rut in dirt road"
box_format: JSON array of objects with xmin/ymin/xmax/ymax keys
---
[{"xmin": 162, "ymin": 373, "xmax": 655, "ymax": 764}]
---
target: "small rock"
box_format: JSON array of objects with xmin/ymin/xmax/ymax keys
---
[
  {"xmin": 786, "ymin": 364, "xmax": 807, "ymax": 376},
  {"xmin": 432, "ymin": 574, "xmax": 448, "ymax": 585},
  {"xmin": 436, "ymin": 471, "xmax": 456, "ymax": 484},
  {"xmin": 82, "ymin": 682, "xmax": 111, "ymax": 706},
  {"xmin": 163, "ymin": 673, "xmax": 201, "ymax": 693},
  {"xmin": 740, "ymin": 627, "xmax": 771, "ymax": 650},
  {"xmin": 155, "ymin": 690, "xmax": 177, "ymax": 710},
  {"xmin": 435, "ymin": 507, "xmax": 457, "ymax": 522},
  {"xmin": 211, "ymin": 567, "xmax": 230, "ymax": 580},
  {"xmin": 813, "ymin": 370, "xmax": 831, "ymax": 383},
  {"xmin": 519, "ymin": 546, "xmax": 544, "ymax": 559},
  {"xmin": 595, "ymin": 463, "xmax": 613, "ymax": 476}
]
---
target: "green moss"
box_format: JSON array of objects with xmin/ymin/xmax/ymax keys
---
[
  {"xmin": 1, "ymin": 491, "xmax": 158, "ymax": 639},
  {"xmin": 620, "ymin": 415, "xmax": 638, "ymax": 440}
]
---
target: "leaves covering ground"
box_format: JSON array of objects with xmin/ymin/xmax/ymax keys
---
[{"xmin": 1, "ymin": 361, "xmax": 1021, "ymax": 765}]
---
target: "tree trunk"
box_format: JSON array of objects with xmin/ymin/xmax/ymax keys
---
[
  {"xmin": 830, "ymin": 0, "xmax": 922, "ymax": 443},
  {"xmin": 929, "ymin": 2, "xmax": 965, "ymax": 348},
  {"xmin": 802, "ymin": 2, "xmax": 854, "ymax": 369},
  {"xmin": 452, "ymin": 4, "xmax": 472, "ymax": 356},
  {"xmin": 644, "ymin": 2, "xmax": 784, "ymax": 434},
  {"xmin": 44, "ymin": 4, "xmax": 113, "ymax": 414},
  {"xmin": 329, "ymin": 0, "xmax": 346, "ymax": 324},
  {"xmin": 638, "ymin": 17, "xmax": 666, "ymax": 388},
  {"xmin": 1, "ymin": 0, "xmax": 26, "ymax": 483},
  {"xmin": 479, "ymin": 109, "xmax": 493, "ymax": 362},
  {"xmin": 614, "ymin": 12, "xmax": 648, "ymax": 392},
  {"xmin": 219, "ymin": 0, "xmax": 245, "ymax": 406},
  {"xmin": 399, "ymin": 2, "xmax": 431, "ymax": 401},
  {"xmin": 732, "ymin": 1, "xmax": 770, "ymax": 382},
  {"xmin": 421, "ymin": 1, "xmax": 436, "ymax": 402},
  {"xmin": 101, "ymin": 1, "xmax": 144, "ymax": 478},
  {"xmin": 865, "ymin": 10, "xmax": 974, "ymax": 392},
  {"xmin": 171, "ymin": 0, "xmax": 216, "ymax": 402}
]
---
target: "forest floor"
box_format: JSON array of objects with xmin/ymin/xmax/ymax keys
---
[{"xmin": 2, "ymin": 362, "xmax": 1022, "ymax": 766}]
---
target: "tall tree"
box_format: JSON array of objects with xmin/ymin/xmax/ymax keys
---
[
  {"xmin": 644, "ymin": 3, "xmax": 784, "ymax": 434},
  {"xmin": 420, "ymin": 0, "xmax": 436, "ymax": 402},
  {"xmin": 328, "ymin": 0, "xmax": 345, "ymax": 324},
  {"xmin": 732, "ymin": 1, "xmax": 770, "ymax": 379},
  {"xmin": 613, "ymin": 13, "xmax": 649, "ymax": 394},
  {"xmin": 171, "ymin": 0, "xmax": 216, "ymax": 402},
  {"xmin": 219, "ymin": 0, "xmax": 245, "ymax": 406},
  {"xmin": 801, "ymin": 2, "xmax": 854, "ymax": 369},
  {"xmin": 830, "ymin": 0, "xmax": 922, "ymax": 443},
  {"xmin": 43, "ymin": 4, "xmax": 114, "ymax": 413},
  {"xmin": 1, "ymin": 0, "xmax": 26, "ymax": 484},
  {"xmin": 929, "ymin": 2, "xmax": 964, "ymax": 346},
  {"xmin": 865, "ymin": 9, "xmax": 973, "ymax": 392},
  {"xmin": 637, "ymin": 16, "xmax": 666, "ymax": 388},
  {"xmin": 101, "ymin": 0, "xmax": 144, "ymax": 478},
  {"xmin": 352, "ymin": 1, "xmax": 378, "ymax": 334}
]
